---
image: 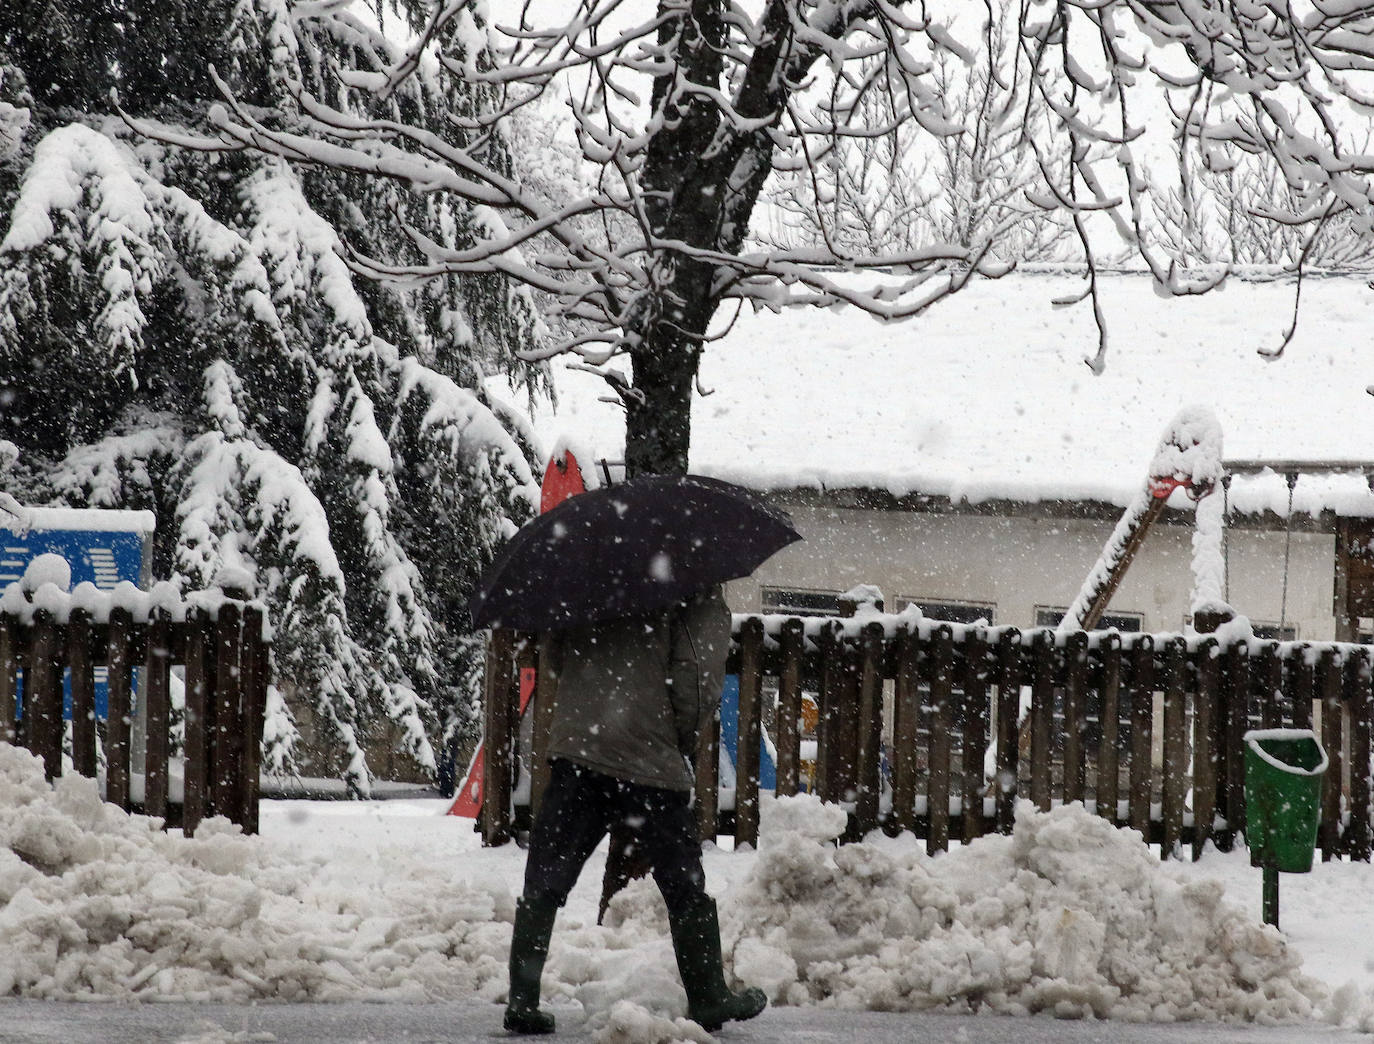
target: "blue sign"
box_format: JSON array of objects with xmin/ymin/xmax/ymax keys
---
[
  {"xmin": 2, "ymin": 509, "xmax": 153, "ymax": 721},
  {"xmin": 718, "ymin": 674, "xmax": 777, "ymax": 791}
]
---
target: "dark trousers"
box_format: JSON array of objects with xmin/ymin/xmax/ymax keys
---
[{"xmin": 522, "ymin": 759, "xmax": 707, "ymax": 918}]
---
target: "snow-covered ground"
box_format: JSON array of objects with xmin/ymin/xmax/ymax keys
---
[{"xmin": 4, "ymin": 742, "xmax": 1374, "ymax": 1041}]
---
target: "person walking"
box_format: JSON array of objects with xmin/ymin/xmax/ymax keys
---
[{"xmin": 504, "ymin": 584, "xmax": 768, "ymax": 1035}]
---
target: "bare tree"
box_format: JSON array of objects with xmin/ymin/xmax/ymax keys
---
[
  {"xmin": 758, "ymin": 75, "xmax": 943, "ymax": 257},
  {"xmin": 1154, "ymin": 145, "xmax": 1374, "ymax": 270},
  {"xmin": 126, "ymin": 0, "xmax": 1374, "ymax": 476},
  {"xmin": 759, "ymin": 6, "xmax": 1069, "ymax": 262}
]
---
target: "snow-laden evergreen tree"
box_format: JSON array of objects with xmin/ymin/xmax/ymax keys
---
[{"xmin": 0, "ymin": 0, "xmax": 545, "ymax": 792}]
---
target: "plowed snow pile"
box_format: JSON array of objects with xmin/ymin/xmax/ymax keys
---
[
  {"xmin": 0, "ymin": 743, "xmax": 512, "ymax": 1000},
  {"xmin": 0, "ymin": 741, "xmax": 1335, "ymax": 1030},
  {"xmin": 609, "ymin": 796, "xmax": 1325, "ymax": 1025}
]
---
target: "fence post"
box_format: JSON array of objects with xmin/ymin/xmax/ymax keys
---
[
  {"xmin": 1029, "ymin": 629, "xmax": 1054, "ymax": 813},
  {"xmin": 926, "ymin": 624, "xmax": 955, "ymax": 853},
  {"xmin": 891, "ymin": 624, "xmax": 920, "ymax": 836},
  {"xmin": 143, "ymin": 610, "xmax": 171, "ymax": 821},
  {"xmin": 1328, "ymin": 667, "xmax": 1346, "ymax": 859},
  {"xmin": 53, "ymin": 615, "xmax": 71, "ymax": 776},
  {"xmin": 105, "ymin": 607, "xmax": 134, "ymax": 809},
  {"xmin": 962, "ymin": 626, "xmax": 990, "ymax": 843},
  {"xmin": 735, "ymin": 617, "xmax": 765, "ymax": 848},
  {"xmin": 27, "ymin": 609, "xmax": 60, "ymax": 780},
  {"xmin": 1346, "ymin": 651, "xmax": 1372, "ymax": 862},
  {"xmin": 183, "ymin": 607, "xmax": 213, "ymax": 836},
  {"xmin": 1211, "ymin": 639, "xmax": 1232, "ymax": 847},
  {"xmin": 512, "ymin": 635, "xmax": 537, "ymax": 835},
  {"xmin": 68, "ymin": 608, "xmax": 97, "ymax": 778},
  {"xmin": 994, "ymin": 629, "xmax": 1021, "ymax": 833},
  {"xmin": 213, "ymin": 602, "xmax": 243, "ymax": 825},
  {"xmin": 1293, "ymin": 645, "xmax": 1314, "ymax": 731},
  {"xmin": 1062, "ymin": 630, "xmax": 1089, "ymax": 806},
  {"xmin": 1191, "ymin": 638, "xmax": 1220, "ymax": 860},
  {"xmin": 239, "ymin": 605, "xmax": 267, "ymax": 836},
  {"xmin": 774, "ymin": 619, "xmax": 804, "ymax": 798},
  {"xmin": 480, "ymin": 629, "xmax": 515, "ymax": 847},
  {"xmin": 854, "ymin": 621, "xmax": 885, "ymax": 840},
  {"xmin": 1222, "ymin": 642, "xmax": 1251, "ymax": 840},
  {"xmin": 529, "ymin": 634, "xmax": 559, "ymax": 820},
  {"xmin": 0, "ymin": 615, "xmax": 15, "ymax": 746},
  {"xmin": 832, "ymin": 638, "xmax": 861, "ymax": 807},
  {"xmin": 694, "ymin": 701, "xmax": 721, "ymax": 844},
  {"xmin": 814, "ymin": 621, "xmax": 843, "ymax": 803},
  {"xmin": 1259, "ymin": 642, "xmax": 1283, "ymax": 729},
  {"xmin": 1097, "ymin": 633, "xmax": 1123, "ymax": 824},
  {"xmin": 1320, "ymin": 647, "xmax": 1344, "ymax": 860},
  {"xmin": 1127, "ymin": 635, "xmax": 1155, "ymax": 839},
  {"xmin": 1160, "ymin": 636, "xmax": 1188, "ymax": 860}
]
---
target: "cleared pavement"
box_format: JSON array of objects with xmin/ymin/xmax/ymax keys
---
[{"xmin": 0, "ymin": 1000, "xmax": 1365, "ymax": 1043}]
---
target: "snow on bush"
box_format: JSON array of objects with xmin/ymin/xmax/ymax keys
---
[
  {"xmin": 716, "ymin": 794, "xmax": 1321, "ymax": 1023},
  {"xmin": 0, "ymin": 744, "xmax": 511, "ymax": 1001}
]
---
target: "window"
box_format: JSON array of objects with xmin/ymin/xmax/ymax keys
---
[
  {"xmin": 761, "ymin": 587, "xmax": 843, "ymax": 617},
  {"xmin": 1034, "ymin": 606, "xmax": 1143, "ymax": 632},
  {"xmin": 1251, "ymin": 622, "xmax": 1298, "ymax": 641},
  {"xmin": 895, "ymin": 598, "xmax": 995, "ymax": 626}
]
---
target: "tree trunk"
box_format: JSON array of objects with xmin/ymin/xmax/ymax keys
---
[
  {"xmin": 624, "ymin": 337, "xmax": 697, "ymax": 478},
  {"xmin": 604, "ymin": 0, "xmax": 817, "ymax": 904},
  {"xmin": 606, "ymin": 276, "xmax": 710, "ymax": 903}
]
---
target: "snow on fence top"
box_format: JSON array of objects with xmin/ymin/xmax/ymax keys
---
[
  {"xmin": 500, "ymin": 271, "xmax": 1374, "ymax": 517},
  {"xmin": 0, "ymin": 554, "xmax": 267, "ymax": 632}
]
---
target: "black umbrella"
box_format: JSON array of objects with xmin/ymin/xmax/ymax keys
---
[{"xmin": 469, "ymin": 474, "xmax": 802, "ymax": 631}]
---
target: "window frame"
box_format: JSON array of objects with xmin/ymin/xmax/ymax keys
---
[
  {"xmin": 760, "ymin": 586, "xmax": 845, "ymax": 618},
  {"xmin": 1034, "ymin": 605, "xmax": 1144, "ymax": 633},
  {"xmin": 894, "ymin": 597, "xmax": 996, "ymax": 626},
  {"xmin": 1249, "ymin": 621, "xmax": 1299, "ymax": 641}
]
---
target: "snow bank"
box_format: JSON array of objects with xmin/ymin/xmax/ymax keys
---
[
  {"xmin": 591, "ymin": 794, "xmax": 1329, "ymax": 1029},
  {"xmin": 715, "ymin": 795, "xmax": 1320, "ymax": 1023},
  {"xmin": 0, "ymin": 743, "xmax": 1338, "ymax": 1031},
  {"xmin": 0, "ymin": 744, "xmax": 511, "ymax": 1001}
]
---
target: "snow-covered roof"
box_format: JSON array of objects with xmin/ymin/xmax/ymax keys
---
[
  {"xmin": 504, "ymin": 270, "xmax": 1374, "ymax": 518},
  {"xmin": 14, "ymin": 507, "xmax": 157, "ymax": 534}
]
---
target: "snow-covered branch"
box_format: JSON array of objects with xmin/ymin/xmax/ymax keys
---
[{"xmin": 128, "ymin": 0, "xmax": 1374, "ymax": 476}]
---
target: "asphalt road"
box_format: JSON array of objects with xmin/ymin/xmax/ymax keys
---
[{"xmin": 0, "ymin": 1000, "xmax": 1365, "ymax": 1044}]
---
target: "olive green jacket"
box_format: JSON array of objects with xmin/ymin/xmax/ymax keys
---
[{"xmin": 544, "ymin": 587, "xmax": 731, "ymax": 791}]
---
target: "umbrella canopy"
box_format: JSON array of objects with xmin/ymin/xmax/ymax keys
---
[{"xmin": 469, "ymin": 474, "xmax": 802, "ymax": 631}]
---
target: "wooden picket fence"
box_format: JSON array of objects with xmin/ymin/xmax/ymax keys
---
[
  {"xmin": 0, "ymin": 600, "xmax": 270, "ymax": 835},
  {"xmin": 480, "ymin": 616, "xmax": 1374, "ymax": 861}
]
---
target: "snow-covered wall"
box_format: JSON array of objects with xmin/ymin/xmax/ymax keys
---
[{"xmin": 722, "ymin": 502, "xmax": 1336, "ymax": 639}]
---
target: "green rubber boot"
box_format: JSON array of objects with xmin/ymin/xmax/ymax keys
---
[
  {"xmin": 668, "ymin": 896, "xmax": 767, "ymax": 1032},
  {"xmin": 505, "ymin": 896, "xmax": 558, "ymax": 1034}
]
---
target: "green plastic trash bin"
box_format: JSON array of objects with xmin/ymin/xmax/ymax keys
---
[{"xmin": 1244, "ymin": 728, "xmax": 1328, "ymax": 873}]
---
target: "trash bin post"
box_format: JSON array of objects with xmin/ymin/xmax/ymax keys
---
[
  {"xmin": 1263, "ymin": 866, "xmax": 1279, "ymax": 929},
  {"xmin": 1243, "ymin": 728, "xmax": 1328, "ymax": 929}
]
